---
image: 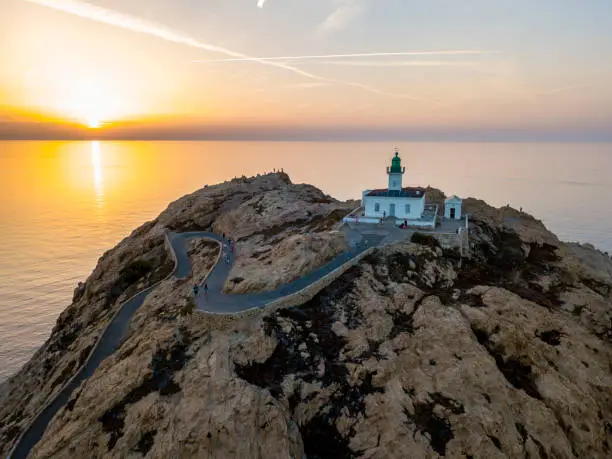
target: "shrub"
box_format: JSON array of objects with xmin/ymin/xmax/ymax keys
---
[
  {"xmin": 181, "ymin": 297, "xmax": 196, "ymax": 316},
  {"xmin": 411, "ymin": 232, "xmax": 440, "ymax": 249},
  {"xmin": 120, "ymin": 259, "xmax": 154, "ymax": 284},
  {"xmin": 105, "ymin": 259, "xmax": 155, "ymax": 307}
]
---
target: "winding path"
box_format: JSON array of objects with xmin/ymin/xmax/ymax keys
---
[{"xmin": 8, "ymin": 229, "xmax": 384, "ymax": 459}]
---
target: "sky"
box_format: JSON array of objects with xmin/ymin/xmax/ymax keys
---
[{"xmin": 1, "ymin": 0, "xmax": 612, "ymax": 140}]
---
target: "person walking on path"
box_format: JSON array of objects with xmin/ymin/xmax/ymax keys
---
[
  {"xmin": 229, "ymin": 239, "xmax": 234, "ymax": 253},
  {"xmin": 203, "ymin": 282, "xmax": 209, "ymax": 296},
  {"xmin": 225, "ymin": 253, "xmax": 231, "ymax": 264},
  {"xmin": 193, "ymin": 284, "xmax": 199, "ymax": 297}
]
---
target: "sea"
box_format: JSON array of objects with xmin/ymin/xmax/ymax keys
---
[{"xmin": 1, "ymin": 141, "xmax": 611, "ymax": 382}]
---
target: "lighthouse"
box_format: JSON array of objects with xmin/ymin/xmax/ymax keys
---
[{"xmin": 386, "ymin": 149, "xmax": 405, "ymax": 192}]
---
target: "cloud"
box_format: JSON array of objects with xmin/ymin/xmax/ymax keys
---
[
  {"xmin": 319, "ymin": 0, "xmax": 364, "ymax": 33},
  {"xmin": 192, "ymin": 50, "xmax": 497, "ymax": 64},
  {"xmin": 257, "ymin": 0, "xmax": 268, "ymax": 8},
  {"xmin": 23, "ymin": 0, "xmax": 439, "ymax": 102}
]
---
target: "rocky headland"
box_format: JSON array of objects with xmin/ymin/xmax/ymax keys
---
[{"xmin": 1, "ymin": 172, "xmax": 611, "ymax": 458}]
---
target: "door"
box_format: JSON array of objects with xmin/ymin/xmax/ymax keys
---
[
  {"xmin": 450, "ymin": 207, "xmax": 456, "ymax": 219},
  {"xmin": 389, "ymin": 203, "xmax": 396, "ymax": 217}
]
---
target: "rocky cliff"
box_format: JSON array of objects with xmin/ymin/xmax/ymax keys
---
[{"xmin": 1, "ymin": 173, "xmax": 611, "ymax": 459}]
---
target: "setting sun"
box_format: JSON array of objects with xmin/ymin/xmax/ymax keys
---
[{"xmin": 61, "ymin": 80, "xmax": 123, "ymax": 129}]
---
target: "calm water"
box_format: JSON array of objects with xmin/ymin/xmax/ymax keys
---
[{"xmin": 0, "ymin": 141, "xmax": 611, "ymax": 381}]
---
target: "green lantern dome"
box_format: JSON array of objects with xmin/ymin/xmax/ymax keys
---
[{"xmin": 389, "ymin": 151, "xmax": 403, "ymax": 173}]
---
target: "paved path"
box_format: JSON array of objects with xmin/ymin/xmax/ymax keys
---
[
  {"xmin": 171, "ymin": 231, "xmax": 384, "ymax": 314},
  {"xmin": 8, "ymin": 229, "xmax": 385, "ymax": 459}
]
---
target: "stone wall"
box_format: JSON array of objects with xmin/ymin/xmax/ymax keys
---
[{"xmin": 264, "ymin": 248, "xmax": 375, "ymax": 312}]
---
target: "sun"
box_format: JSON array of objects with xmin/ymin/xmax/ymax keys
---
[
  {"xmin": 64, "ymin": 80, "xmax": 122, "ymax": 129},
  {"xmin": 87, "ymin": 117, "xmax": 101, "ymax": 129}
]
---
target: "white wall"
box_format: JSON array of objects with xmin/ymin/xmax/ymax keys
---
[
  {"xmin": 343, "ymin": 216, "xmax": 380, "ymax": 224},
  {"xmin": 388, "ymin": 173, "xmax": 403, "ymax": 191},
  {"xmin": 404, "ymin": 219, "xmax": 436, "ymax": 228},
  {"xmin": 364, "ymin": 196, "xmax": 425, "ymax": 219},
  {"xmin": 444, "ymin": 201, "xmax": 462, "ymax": 219}
]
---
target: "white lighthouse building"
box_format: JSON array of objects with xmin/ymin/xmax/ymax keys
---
[{"xmin": 361, "ymin": 150, "xmax": 426, "ymax": 221}]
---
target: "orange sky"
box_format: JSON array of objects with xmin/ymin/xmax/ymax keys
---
[{"xmin": 2, "ymin": 0, "xmax": 612, "ymax": 140}]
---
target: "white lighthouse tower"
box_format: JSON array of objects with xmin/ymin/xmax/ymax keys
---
[{"xmin": 386, "ymin": 148, "xmax": 405, "ymax": 192}]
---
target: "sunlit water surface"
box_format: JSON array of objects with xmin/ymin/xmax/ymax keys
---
[{"xmin": 1, "ymin": 141, "xmax": 611, "ymax": 381}]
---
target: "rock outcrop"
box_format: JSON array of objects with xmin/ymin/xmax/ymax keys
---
[
  {"xmin": 1, "ymin": 174, "xmax": 611, "ymax": 459},
  {"xmin": 211, "ymin": 183, "xmax": 354, "ymax": 293}
]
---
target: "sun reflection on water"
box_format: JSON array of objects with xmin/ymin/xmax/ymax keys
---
[{"xmin": 91, "ymin": 141, "xmax": 104, "ymax": 206}]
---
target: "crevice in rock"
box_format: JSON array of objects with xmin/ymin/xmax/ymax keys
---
[
  {"xmin": 49, "ymin": 360, "xmax": 76, "ymax": 389},
  {"xmin": 356, "ymin": 339, "xmax": 384, "ymax": 362},
  {"xmin": 300, "ymin": 414, "xmax": 355, "ymax": 459},
  {"xmin": 470, "ymin": 325, "xmax": 542, "ymax": 400},
  {"xmin": 386, "ymin": 252, "xmax": 418, "ymax": 283},
  {"xmin": 388, "ymin": 294, "xmax": 429, "ymax": 339},
  {"xmin": 404, "ymin": 392, "xmax": 464, "ymax": 456},
  {"xmin": 488, "ymin": 435, "xmax": 502, "ymax": 450},
  {"xmin": 531, "ymin": 435, "xmax": 549, "ymax": 459},
  {"xmin": 459, "ymin": 292, "xmax": 486, "ymax": 308},
  {"xmin": 581, "ymin": 278, "xmax": 610, "ymax": 297},
  {"xmin": 515, "ymin": 422, "xmax": 528, "ymax": 444},
  {"xmin": 77, "ymin": 344, "xmax": 94, "ymax": 367},
  {"xmin": 134, "ymin": 429, "xmax": 157, "ymax": 455},
  {"xmin": 536, "ymin": 329, "xmax": 562, "ymax": 346},
  {"xmin": 2, "ymin": 425, "xmax": 20, "ymax": 445}
]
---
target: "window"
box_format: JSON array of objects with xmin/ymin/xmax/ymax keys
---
[
  {"xmin": 374, "ymin": 202, "xmax": 381, "ymax": 212},
  {"xmin": 405, "ymin": 204, "xmax": 411, "ymax": 214},
  {"xmin": 392, "ymin": 180, "xmax": 397, "ymax": 187}
]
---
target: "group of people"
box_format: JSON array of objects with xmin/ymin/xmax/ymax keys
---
[
  {"xmin": 193, "ymin": 282, "xmax": 208, "ymax": 297},
  {"xmin": 398, "ymin": 219, "xmax": 409, "ymax": 229},
  {"xmin": 193, "ymin": 233, "xmax": 235, "ymax": 299},
  {"xmin": 222, "ymin": 233, "xmax": 234, "ymax": 264}
]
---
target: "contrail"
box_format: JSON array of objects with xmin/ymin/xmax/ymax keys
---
[
  {"xmin": 299, "ymin": 60, "xmax": 482, "ymax": 67},
  {"xmin": 537, "ymin": 83, "xmax": 591, "ymax": 96},
  {"xmin": 192, "ymin": 50, "xmax": 496, "ymax": 64},
  {"xmin": 22, "ymin": 0, "xmax": 438, "ymax": 102}
]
